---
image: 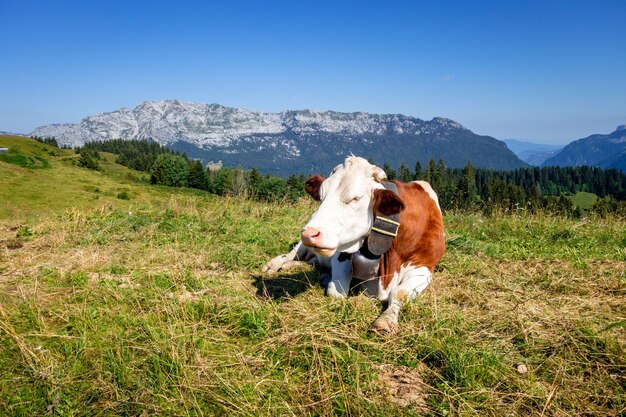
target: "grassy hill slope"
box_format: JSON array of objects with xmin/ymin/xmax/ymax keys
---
[
  {"xmin": 1, "ymin": 135, "xmax": 210, "ymax": 221},
  {"xmin": 1, "ymin": 136, "xmax": 625, "ymax": 416}
]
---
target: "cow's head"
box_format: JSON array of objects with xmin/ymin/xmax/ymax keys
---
[{"xmin": 301, "ymin": 156, "xmax": 405, "ymax": 257}]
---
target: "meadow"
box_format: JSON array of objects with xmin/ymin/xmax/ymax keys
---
[{"xmin": 1, "ymin": 136, "xmax": 625, "ymax": 416}]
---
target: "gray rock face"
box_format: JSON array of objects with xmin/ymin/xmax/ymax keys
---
[{"xmin": 32, "ymin": 99, "xmax": 527, "ymax": 175}]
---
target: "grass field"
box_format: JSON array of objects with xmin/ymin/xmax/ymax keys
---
[
  {"xmin": 567, "ymin": 192, "xmax": 598, "ymax": 211},
  {"xmin": 1, "ymin": 136, "xmax": 625, "ymax": 416}
]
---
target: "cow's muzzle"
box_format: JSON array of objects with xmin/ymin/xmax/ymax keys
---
[{"xmin": 301, "ymin": 227, "xmax": 337, "ymax": 257}]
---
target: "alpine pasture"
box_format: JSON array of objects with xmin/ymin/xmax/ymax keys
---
[{"xmin": 1, "ymin": 136, "xmax": 624, "ymax": 416}]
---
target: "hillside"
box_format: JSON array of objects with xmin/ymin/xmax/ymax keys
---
[
  {"xmin": 31, "ymin": 100, "xmax": 528, "ymax": 175},
  {"xmin": 543, "ymin": 125, "xmax": 626, "ymax": 170},
  {"xmin": 0, "ymin": 135, "xmax": 193, "ymax": 220},
  {"xmin": 1, "ymin": 135, "xmax": 625, "ymax": 415}
]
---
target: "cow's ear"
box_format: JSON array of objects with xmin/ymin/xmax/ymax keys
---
[
  {"xmin": 372, "ymin": 189, "xmax": 405, "ymax": 216},
  {"xmin": 305, "ymin": 175, "xmax": 325, "ymax": 201}
]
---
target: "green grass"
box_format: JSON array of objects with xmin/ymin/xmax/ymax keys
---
[
  {"xmin": 1, "ymin": 136, "xmax": 625, "ymax": 415},
  {"xmin": 567, "ymin": 191, "xmax": 598, "ymax": 211},
  {"xmin": 1, "ymin": 136, "xmax": 180, "ymax": 221},
  {"xmin": 0, "ymin": 152, "xmax": 50, "ymax": 169}
]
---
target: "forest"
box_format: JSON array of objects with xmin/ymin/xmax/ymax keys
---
[{"xmin": 76, "ymin": 138, "xmax": 626, "ymax": 216}]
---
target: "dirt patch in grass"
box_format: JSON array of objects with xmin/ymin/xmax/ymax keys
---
[
  {"xmin": 377, "ymin": 363, "xmax": 430, "ymax": 412},
  {"xmin": 1, "ymin": 239, "xmax": 23, "ymax": 249}
]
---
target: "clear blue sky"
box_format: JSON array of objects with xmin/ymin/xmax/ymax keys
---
[{"xmin": 1, "ymin": 0, "xmax": 625, "ymax": 143}]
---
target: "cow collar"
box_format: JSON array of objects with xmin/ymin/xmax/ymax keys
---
[
  {"xmin": 367, "ymin": 181, "xmax": 401, "ymax": 256},
  {"xmin": 346, "ymin": 182, "xmax": 401, "ymax": 282}
]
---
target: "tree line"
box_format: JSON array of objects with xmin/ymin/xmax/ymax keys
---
[
  {"xmin": 74, "ymin": 138, "xmax": 626, "ymax": 215},
  {"xmin": 31, "ymin": 136, "xmax": 59, "ymax": 148},
  {"xmin": 150, "ymin": 154, "xmax": 307, "ymax": 202},
  {"xmin": 382, "ymin": 159, "xmax": 626, "ymax": 215},
  {"xmin": 76, "ymin": 139, "xmax": 307, "ymax": 202},
  {"xmin": 80, "ymin": 139, "xmax": 187, "ymax": 172}
]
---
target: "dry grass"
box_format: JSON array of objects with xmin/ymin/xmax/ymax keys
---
[
  {"xmin": 1, "ymin": 198, "xmax": 624, "ymax": 416},
  {"xmin": 1, "ymin": 138, "xmax": 624, "ymax": 415}
]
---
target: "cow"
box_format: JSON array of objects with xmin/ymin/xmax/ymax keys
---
[{"xmin": 263, "ymin": 156, "xmax": 445, "ymax": 333}]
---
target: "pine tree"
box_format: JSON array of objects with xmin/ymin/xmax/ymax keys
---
[
  {"xmin": 433, "ymin": 159, "xmax": 446, "ymax": 192},
  {"xmin": 248, "ymin": 168, "xmax": 263, "ymax": 197},
  {"xmin": 456, "ymin": 161, "xmax": 479, "ymax": 209},
  {"xmin": 413, "ymin": 161, "xmax": 423, "ymax": 180},
  {"xmin": 383, "ymin": 162, "xmax": 396, "ymax": 180},
  {"xmin": 398, "ymin": 162, "xmax": 413, "ymax": 182},
  {"xmin": 433, "ymin": 159, "xmax": 448, "ymax": 208},
  {"xmin": 425, "ymin": 159, "xmax": 436, "ymax": 184},
  {"xmin": 188, "ymin": 160, "xmax": 208, "ymax": 190}
]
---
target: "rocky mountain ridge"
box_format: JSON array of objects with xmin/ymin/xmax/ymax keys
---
[{"xmin": 31, "ymin": 99, "xmax": 527, "ymax": 175}]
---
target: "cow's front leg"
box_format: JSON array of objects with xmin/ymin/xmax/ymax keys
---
[
  {"xmin": 371, "ymin": 265, "xmax": 431, "ymax": 333},
  {"xmin": 263, "ymin": 242, "xmax": 314, "ymax": 274},
  {"xmin": 326, "ymin": 253, "xmax": 352, "ymax": 299}
]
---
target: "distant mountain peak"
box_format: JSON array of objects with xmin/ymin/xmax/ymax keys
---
[
  {"xmin": 542, "ymin": 126, "xmax": 626, "ymax": 171},
  {"xmin": 430, "ymin": 117, "xmax": 467, "ymax": 130},
  {"xmin": 31, "ymin": 99, "xmax": 526, "ymax": 174}
]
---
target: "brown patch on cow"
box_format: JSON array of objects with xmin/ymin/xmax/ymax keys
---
[
  {"xmin": 379, "ymin": 181, "xmax": 445, "ymax": 290},
  {"xmin": 304, "ymin": 175, "xmax": 325, "ymax": 201},
  {"xmin": 377, "ymin": 364, "xmax": 430, "ymax": 412},
  {"xmin": 372, "ymin": 189, "xmax": 405, "ymax": 216}
]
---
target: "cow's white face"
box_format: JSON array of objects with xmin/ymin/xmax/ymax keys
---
[{"xmin": 301, "ymin": 156, "xmax": 404, "ymax": 257}]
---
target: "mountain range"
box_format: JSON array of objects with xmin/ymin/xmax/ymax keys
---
[
  {"xmin": 0, "ymin": 131, "xmax": 27, "ymax": 137},
  {"xmin": 542, "ymin": 125, "xmax": 626, "ymax": 171},
  {"xmin": 31, "ymin": 100, "xmax": 526, "ymax": 175}
]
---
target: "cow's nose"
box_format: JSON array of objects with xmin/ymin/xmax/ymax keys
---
[{"xmin": 301, "ymin": 226, "xmax": 322, "ymax": 247}]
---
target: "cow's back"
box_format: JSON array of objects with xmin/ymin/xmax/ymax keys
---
[{"xmin": 379, "ymin": 180, "xmax": 445, "ymax": 289}]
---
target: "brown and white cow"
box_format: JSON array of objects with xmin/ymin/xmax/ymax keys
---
[{"xmin": 263, "ymin": 156, "xmax": 445, "ymax": 332}]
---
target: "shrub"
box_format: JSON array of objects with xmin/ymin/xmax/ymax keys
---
[{"xmin": 78, "ymin": 149, "xmax": 100, "ymax": 170}]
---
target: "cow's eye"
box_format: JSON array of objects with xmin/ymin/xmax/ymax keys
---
[{"xmin": 347, "ymin": 195, "xmax": 362, "ymax": 204}]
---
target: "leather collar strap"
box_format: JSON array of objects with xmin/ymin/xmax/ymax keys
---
[
  {"xmin": 340, "ymin": 182, "xmax": 402, "ymax": 282},
  {"xmin": 367, "ymin": 182, "xmax": 401, "ymax": 256}
]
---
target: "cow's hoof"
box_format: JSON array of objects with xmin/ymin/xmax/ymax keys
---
[
  {"xmin": 369, "ymin": 316, "xmax": 398, "ymax": 334},
  {"xmin": 326, "ymin": 283, "xmax": 347, "ymax": 299},
  {"xmin": 262, "ymin": 255, "xmax": 288, "ymax": 274},
  {"xmin": 280, "ymin": 260, "xmax": 309, "ymax": 271}
]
